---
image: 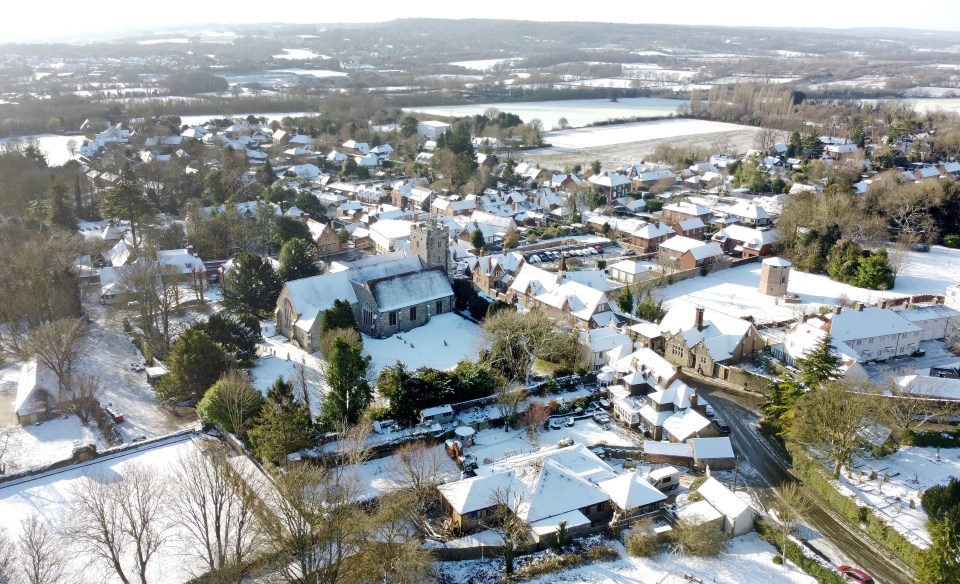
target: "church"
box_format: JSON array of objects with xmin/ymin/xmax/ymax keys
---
[{"xmin": 275, "ymin": 221, "xmax": 455, "ymax": 351}]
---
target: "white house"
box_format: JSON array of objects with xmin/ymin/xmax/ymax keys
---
[
  {"xmin": 829, "ymin": 306, "xmax": 924, "ymax": 361},
  {"xmin": 417, "ymin": 120, "xmax": 452, "ymax": 139},
  {"xmin": 897, "ymin": 305, "xmax": 960, "ymax": 341}
]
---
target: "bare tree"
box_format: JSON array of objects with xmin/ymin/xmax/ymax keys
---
[
  {"xmin": 68, "ymin": 463, "xmax": 170, "ymax": 584},
  {"xmin": 0, "ymin": 527, "xmax": 16, "ymax": 584},
  {"xmin": 487, "ymin": 484, "xmax": 530, "ymax": 576},
  {"xmin": 189, "ymin": 265, "xmax": 206, "ymax": 305},
  {"xmin": 171, "ymin": 446, "xmax": 260, "ymax": 583},
  {"xmin": 0, "ymin": 426, "xmax": 21, "ymax": 475},
  {"xmin": 775, "ymin": 482, "xmax": 809, "ymax": 565},
  {"xmin": 753, "ymin": 127, "xmax": 782, "ymax": 154},
  {"xmin": 388, "ymin": 442, "xmax": 447, "ymax": 538},
  {"xmin": 495, "ymin": 384, "xmax": 526, "ymax": 431},
  {"xmin": 354, "ymin": 490, "xmax": 434, "ymax": 584},
  {"xmin": 119, "ymin": 259, "xmax": 186, "ymax": 356},
  {"xmin": 521, "ymin": 401, "xmax": 551, "ymax": 445},
  {"xmin": 18, "ymin": 514, "xmax": 68, "ymax": 584},
  {"xmin": 70, "ymin": 371, "xmax": 104, "ymax": 425},
  {"xmin": 20, "ymin": 318, "xmax": 89, "ymax": 395}
]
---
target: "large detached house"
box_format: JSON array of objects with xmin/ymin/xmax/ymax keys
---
[{"xmin": 827, "ymin": 305, "xmax": 924, "ymax": 361}]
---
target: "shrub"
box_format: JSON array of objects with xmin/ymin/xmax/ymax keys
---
[
  {"xmin": 772, "ymin": 555, "xmax": 784, "ymax": 565},
  {"xmin": 756, "ymin": 519, "xmax": 845, "ymax": 583},
  {"xmin": 626, "ymin": 522, "xmax": 665, "ymax": 558}
]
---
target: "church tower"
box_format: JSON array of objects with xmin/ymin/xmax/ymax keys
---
[{"xmin": 411, "ymin": 220, "xmax": 450, "ymax": 277}]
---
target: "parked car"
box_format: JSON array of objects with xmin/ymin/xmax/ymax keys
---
[
  {"xmin": 838, "ymin": 566, "xmax": 874, "ymax": 584},
  {"xmin": 549, "ymin": 418, "xmax": 563, "ymax": 430},
  {"xmin": 712, "ymin": 417, "xmax": 730, "ymax": 435},
  {"xmin": 620, "ymin": 249, "xmax": 637, "ymax": 257},
  {"xmin": 597, "ymin": 414, "xmax": 611, "ymax": 424},
  {"xmin": 565, "ymin": 417, "xmax": 575, "ymax": 427}
]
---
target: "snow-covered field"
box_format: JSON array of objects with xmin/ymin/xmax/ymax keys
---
[
  {"xmin": 659, "ymin": 247, "xmax": 960, "ymax": 325},
  {"xmin": 406, "ymin": 97, "xmax": 687, "ymax": 129},
  {"xmin": 449, "ymin": 58, "xmax": 519, "ymax": 70},
  {"xmin": 540, "ymin": 119, "xmax": 756, "ymax": 150},
  {"xmin": 273, "ymin": 48, "xmax": 331, "ymax": 60},
  {"xmin": 437, "ymin": 534, "xmax": 815, "ymax": 584},
  {"xmin": 0, "ymin": 133, "xmax": 85, "ymax": 166},
  {"xmin": 363, "ymin": 313, "xmax": 487, "ymax": 376},
  {"xmin": 0, "ymin": 435, "xmax": 211, "ymax": 584},
  {"xmin": 252, "ymin": 334, "xmax": 327, "ymax": 418},
  {"xmin": 835, "ymin": 446, "xmax": 960, "ymax": 549}
]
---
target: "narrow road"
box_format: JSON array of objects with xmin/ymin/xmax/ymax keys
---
[{"xmin": 691, "ymin": 383, "xmax": 914, "ymax": 584}]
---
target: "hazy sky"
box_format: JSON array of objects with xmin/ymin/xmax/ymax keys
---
[{"xmin": 7, "ymin": 0, "xmax": 960, "ymax": 43}]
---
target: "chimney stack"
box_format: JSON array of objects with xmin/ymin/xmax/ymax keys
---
[
  {"xmin": 833, "ymin": 305, "xmax": 843, "ymax": 315},
  {"xmin": 689, "ymin": 392, "xmax": 699, "ymax": 411},
  {"xmin": 855, "ymin": 302, "xmax": 864, "ymax": 312},
  {"xmin": 695, "ymin": 306, "xmax": 705, "ymax": 332}
]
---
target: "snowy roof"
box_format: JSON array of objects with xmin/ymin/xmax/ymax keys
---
[
  {"xmin": 106, "ymin": 239, "xmax": 135, "ymax": 267},
  {"xmin": 156, "ymin": 249, "xmax": 204, "ymax": 274},
  {"xmin": 697, "ymin": 477, "xmax": 751, "ymax": 519},
  {"xmin": 689, "ymin": 437, "xmax": 735, "ymax": 460},
  {"xmin": 678, "ymin": 499, "xmax": 724, "ymax": 524},
  {"xmin": 677, "ymin": 217, "xmax": 706, "ymax": 231},
  {"xmin": 829, "ymin": 307, "xmax": 922, "ymax": 342},
  {"xmin": 588, "ymin": 171, "xmax": 632, "ymax": 188},
  {"xmin": 662, "ymin": 408, "xmax": 712, "ymax": 441},
  {"xmin": 599, "ymin": 471, "xmax": 668, "ymax": 511},
  {"xmin": 658, "ymin": 300, "xmax": 754, "ymax": 363},
  {"xmin": 529, "ymin": 510, "xmax": 591, "ymax": 537},
  {"xmin": 712, "ymin": 225, "xmax": 778, "ymax": 249},
  {"xmin": 440, "ymin": 444, "xmax": 613, "ymax": 520},
  {"xmin": 724, "ymin": 201, "xmax": 770, "ymax": 221},
  {"xmin": 421, "ymin": 404, "xmax": 454, "ymax": 417},
  {"xmin": 660, "ymin": 236, "xmax": 724, "ymax": 261},
  {"xmin": 632, "ymin": 222, "xmax": 673, "ymax": 239},
  {"xmin": 642, "ymin": 440, "xmax": 692, "ymax": 458},
  {"xmin": 898, "ymin": 374, "xmax": 960, "ymax": 400},
  {"xmin": 898, "ymin": 305, "xmax": 960, "ymax": 323},
  {"xmin": 283, "ymin": 256, "xmax": 424, "ymax": 329},
  {"xmin": 609, "ymin": 259, "xmax": 654, "ymax": 275},
  {"xmin": 664, "ymin": 202, "xmax": 711, "ymax": 217},
  {"xmin": 782, "ymin": 321, "xmax": 862, "ymax": 371},
  {"xmin": 640, "ymin": 405, "xmax": 673, "ymax": 427},
  {"xmin": 369, "ymin": 269, "xmax": 453, "ymax": 312},
  {"xmin": 583, "ymin": 326, "xmax": 634, "ymax": 354},
  {"xmin": 369, "ymin": 219, "xmax": 413, "ymax": 241},
  {"xmin": 762, "ymin": 256, "xmax": 791, "ymax": 267}
]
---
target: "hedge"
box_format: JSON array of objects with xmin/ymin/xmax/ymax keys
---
[
  {"xmin": 756, "ymin": 519, "xmax": 846, "ymax": 584},
  {"xmin": 786, "ymin": 443, "xmax": 922, "ymax": 569}
]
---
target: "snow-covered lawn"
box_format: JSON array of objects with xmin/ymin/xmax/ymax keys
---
[
  {"xmin": 437, "ymin": 534, "xmax": 815, "ymax": 584},
  {"xmin": 0, "ymin": 435, "xmax": 212, "ymax": 584},
  {"xmin": 252, "ymin": 334, "xmax": 327, "ymax": 418},
  {"xmin": 363, "ymin": 313, "xmax": 488, "ymax": 376},
  {"xmin": 0, "ymin": 414, "xmax": 105, "ymax": 474},
  {"xmin": 349, "ymin": 443, "xmax": 462, "ymax": 501},
  {"xmin": 540, "ymin": 119, "xmax": 757, "ymax": 149},
  {"xmin": 835, "ymin": 446, "xmax": 960, "ymax": 549},
  {"xmin": 658, "ymin": 248, "xmax": 960, "ymax": 325}
]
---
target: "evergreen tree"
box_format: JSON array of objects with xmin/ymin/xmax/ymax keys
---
[
  {"xmin": 796, "ymin": 333, "xmax": 843, "ymax": 389},
  {"xmin": 46, "ymin": 176, "xmax": 77, "ymax": 230},
  {"xmin": 255, "ymin": 158, "xmax": 276, "ymax": 186},
  {"xmin": 470, "ymin": 229, "xmax": 485, "ymax": 252},
  {"xmin": 826, "ymin": 239, "xmax": 862, "ymax": 283},
  {"xmin": 201, "ymin": 312, "xmax": 261, "ymax": 366},
  {"xmin": 852, "ymin": 248, "xmax": 895, "ymax": 290},
  {"xmin": 274, "ymin": 215, "xmax": 312, "ymax": 244},
  {"xmin": 277, "ymin": 237, "xmax": 320, "ymax": 282},
  {"xmin": 916, "ymin": 519, "xmax": 960, "ymax": 584},
  {"xmin": 73, "ymin": 174, "xmax": 84, "ymax": 219},
  {"xmin": 156, "ymin": 328, "xmax": 228, "ymax": 406},
  {"xmin": 634, "ymin": 289, "xmax": 665, "ymax": 323},
  {"xmin": 616, "ymin": 287, "xmax": 634, "ymax": 314},
  {"xmin": 761, "ymin": 377, "xmax": 805, "ymax": 437},
  {"xmin": 321, "ymin": 335, "xmax": 372, "ymax": 428},
  {"xmin": 249, "ymin": 378, "xmax": 314, "ymax": 466},
  {"xmin": 321, "ymin": 299, "xmax": 359, "ymax": 333},
  {"xmin": 100, "ymin": 163, "xmax": 154, "ymax": 249},
  {"xmin": 221, "ymin": 251, "xmax": 281, "ymax": 316}
]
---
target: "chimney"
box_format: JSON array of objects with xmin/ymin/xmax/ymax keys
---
[
  {"xmin": 832, "ymin": 305, "xmax": 843, "ymax": 315},
  {"xmin": 689, "ymin": 392, "xmax": 699, "ymax": 411},
  {"xmin": 798, "ymin": 313, "xmax": 808, "ymax": 324},
  {"xmin": 855, "ymin": 302, "xmax": 864, "ymax": 312},
  {"xmin": 695, "ymin": 306, "xmax": 705, "ymax": 332}
]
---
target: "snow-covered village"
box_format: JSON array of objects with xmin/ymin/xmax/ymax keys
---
[{"xmin": 4, "ymin": 14, "xmax": 960, "ymax": 584}]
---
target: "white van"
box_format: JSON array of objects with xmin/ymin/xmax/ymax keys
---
[{"xmin": 646, "ymin": 466, "xmax": 680, "ymax": 491}]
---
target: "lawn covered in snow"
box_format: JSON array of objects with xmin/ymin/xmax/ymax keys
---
[
  {"xmin": 0, "ymin": 435, "xmax": 211, "ymax": 584},
  {"xmin": 252, "ymin": 334, "xmax": 327, "ymax": 419},
  {"xmin": 833, "ymin": 445, "xmax": 960, "ymax": 549},
  {"xmin": 0, "ymin": 414, "xmax": 105, "ymax": 474},
  {"xmin": 363, "ymin": 312, "xmax": 488, "ymax": 376},
  {"xmin": 541, "ymin": 119, "xmax": 757, "ymax": 149},
  {"xmin": 348, "ymin": 443, "xmax": 462, "ymax": 501},
  {"xmin": 659, "ymin": 247, "xmax": 960, "ymax": 325},
  {"xmin": 436, "ymin": 533, "xmax": 815, "ymax": 584},
  {"xmin": 467, "ymin": 418, "xmax": 638, "ymax": 467}
]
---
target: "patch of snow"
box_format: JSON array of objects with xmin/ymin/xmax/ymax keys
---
[
  {"xmin": 540, "ymin": 119, "xmax": 756, "ymax": 150},
  {"xmin": 363, "ymin": 313, "xmax": 488, "ymax": 377}
]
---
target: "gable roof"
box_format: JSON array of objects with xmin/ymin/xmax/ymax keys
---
[
  {"xmin": 829, "ymin": 307, "xmax": 922, "ymax": 341},
  {"xmin": 697, "ymin": 477, "xmax": 751, "ymax": 518},
  {"xmin": 367, "ymin": 268, "xmax": 453, "ymax": 312},
  {"xmin": 599, "ymin": 471, "xmax": 668, "ymax": 510}
]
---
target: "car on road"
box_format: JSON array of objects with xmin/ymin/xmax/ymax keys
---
[
  {"xmin": 712, "ymin": 417, "xmax": 730, "ymax": 435},
  {"xmin": 838, "ymin": 566, "xmax": 874, "ymax": 584},
  {"xmin": 549, "ymin": 418, "xmax": 563, "ymax": 430}
]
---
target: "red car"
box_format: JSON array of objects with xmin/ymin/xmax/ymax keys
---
[{"xmin": 838, "ymin": 565, "xmax": 874, "ymax": 584}]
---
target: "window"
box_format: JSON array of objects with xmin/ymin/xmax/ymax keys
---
[
  {"xmin": 362, "ymin": 307, "xmax": 373, "ymax": 327},
  {"xmin": 410, "ymin": 306, "xmax": 417, "ymax": 320},
  {"xmin": 436, "ymin": 300, "xmax": 443, "ymax": 314},
  {"xmin": 389, "ymin": 311, "xmax": 397, "ymax": 326}
]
